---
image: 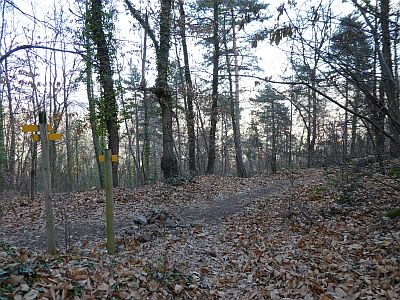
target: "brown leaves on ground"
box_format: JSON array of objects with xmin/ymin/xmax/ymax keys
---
[{"xmin": 0, "ymin": 163, "xmax": 399, "ymax": 299}]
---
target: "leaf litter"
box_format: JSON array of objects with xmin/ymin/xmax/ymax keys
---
[{"xmin": 0, "ymin": 164, "xmax": 399, "ymax": 299}]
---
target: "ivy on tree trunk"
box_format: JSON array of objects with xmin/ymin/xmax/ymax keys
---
[
  {"xmin": 156, "ymin": 0, "xmax": 178, "ymax": 179},
  {"xmin": 89, "ymin": 0, "xmax": 119, "ymax": 186}
]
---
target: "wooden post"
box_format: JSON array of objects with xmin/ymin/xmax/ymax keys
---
[
  {"xmin": 104, "ymin": 149, "xmax": 116, "ymax": 254},
  {"xmin": 39, "ymin": 111, "xmax": 56, "ymax": 255}
]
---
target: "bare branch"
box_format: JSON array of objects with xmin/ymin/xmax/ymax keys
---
[
  {"xmin": 0, "ymin": 44, "xmax": 83, "ymax": 64},
  {"xmin": 4, "ymin": 0, "xmax": 56, "ymax": 30},
  {"xmin": 124, "ymin": 0, "xmax": 159, "ymax": 54},
  {"xmin": 240, "ymin": 74, "xmax": 400, "ymax": 145}
]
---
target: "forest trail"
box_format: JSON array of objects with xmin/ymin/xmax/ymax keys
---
[
  {"xmin": 0, "ymin": 174, "xmax": 295, "ymax": 250},
  {"xmin": 1, "ymin": 167, "xmax": 399, "ymax": 299},
  {"xmin": 179, "ymin": 179, "xmax": 291, "ymax": 225}
]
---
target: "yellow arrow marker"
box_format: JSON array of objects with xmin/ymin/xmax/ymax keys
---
[
  {"xmin": 22, "ymin": 124, "xmax": 38, "ymax": 132},
  {"xmin": 99, "ymin": 155, "xmax": 119, "ymax": 162},
  {"xmin": 48, "ymin": 133, "xmax": 63, "ymax": 141},
  {"xmin": 22, "ymin": 124, "xmax": 53, "ymax": 132},
  {"xmin": 32, "ymin": 133, "xmax": 63, "ymax": 142}
]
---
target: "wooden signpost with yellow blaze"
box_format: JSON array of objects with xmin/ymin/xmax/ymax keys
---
[
  {"xmin": 99, "ymin": 150, "xmax": 118, "ymax": 254},
  {"xmin": 22, "ymin": 124, "xmax": 63, "ymax": 142},
  {"xmin": 21, "ymin": 113, "xmax": 63, "ymax": 255},
  {"xmin": 22, "ymin": 118, "xmax": 118, "ymax": 255}
]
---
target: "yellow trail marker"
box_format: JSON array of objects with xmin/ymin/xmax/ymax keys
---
[
  {"xmin": 99, "ymin": 154, "xmax": 119, "ymax": 162},
  {"xmin": 32, "ymin": 133, "xmax": 63, "ymax": 142},
  {"xmin": 22, "ymin": 124, "xmax": 52, "ymax": 132},
  {"xmin": 48, "ymin": 133, "xmax": 63, "ymax": 141}
]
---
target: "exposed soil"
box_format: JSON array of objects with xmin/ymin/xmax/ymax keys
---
[
  {"xmin": 0, "ymin": 174, "xmax": 293, "ymax": 251},
  {"xmin": 179, "ymin": 180, "xmax": 291, "ymax": 225},
  {"xmin": 1, "ymin": 168, "xmax": 399, "ymax": 299}
]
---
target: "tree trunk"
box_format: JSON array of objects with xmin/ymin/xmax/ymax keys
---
[
  {"xmin": 49, "ymin": 48, "xmax": 62, "ymax": 190},
  {"xmin": 289, "ymin": 90, "xmax": 294, "ymax": 165},
  {"xmin": 307, "ymin": 86, "xmax": 312, "ymax": 168},
  {"xmin": 222, "ymin": 14, "xmax": 247, "ymax": 177},
  {"xmin": 75, "ymin": 133, "xmax": 80, "ymax": 188},
  {"xmin": 85, "ymin": 0, "xmax": 105, "ymax": 188},
  {"xmin": 343, "ymin": 82, "xmax": 349, "ymax": 161},
  {"xmin": 25, "ymin": 52, "xmax": 39, "ymax": 200},
  {"xmin": 0, "ymin": 88, "xmax": 4, "ymax": 191},
  {"xmin": 143, "ymin": 92, "xmax": 151, "ymax": 181},
  {"xmin": 219, "ymin": 112, "xmax": 229, "ymax": 174},
  {"xmin": 174, "ymin": 88, "xmax": 183, "ymax": 174},
  {"xmin": 133, "ymin": 93, "xmax": 143, "ymax": 185},
  {"xmin": 195, "ymin": 101, "xmax": 208, "ymax": 173},
  {"xmin": 375, "ymin": 81, "xmax": 386, "ymax": 155},
  {"xmin": 381, "ymin": 0, "xmax": 400, "ymax": 157},
  {"xmin": 62, "ymin": 44, "xmax": 73, "ymax": 191},
  {"xmin": 271, "ymin": 99, "xmax": 277, "ymax": 174},
  {"xmin": 140, "ymin": 11, "xmax": 151, "ymax": 183},
  {"xmin": 0, "ymin": 0, "xmax": 6, "ymax": 191},
  {"xmin": 394, "ymin": 10, "xmax": 399, "ymax": 106},
  {"xmin": 372, "ymin": 15, "xmax": 385, "ymax": 158},
  {"xmin": 310, "ymin": 67, "xmax": 317, "ymax": 166},
  {"xmin": 206, "ymin": 0, "xmax": 220, "ymax": 174},
  {"xmin": 156, "ymin": 0, "xmax": 178, "ymax": 179},
  {"xmin": 350, "ymin": 94, "xmax": 358, "ymax": 157},
  {"xmin": 30, "ymin": 141, "xmax": 37, "ymax": 202},
  {"xmin": 120, "ymin": 80, "xmax": 142, "ymax": 187},
  {"xmin": 89, "ymin": 0, "xmax": 119, "ymax": 186},
  {"xmin": 4, "ymin": 59, "xmax": 15, "ymax": 187},
  {"xmin": 231, "ymin": 9, "xmax": 247, "ymax": 178},
  {"xmin": 178, "ymin": 0, "xmax": 197, "ymax": 176}
]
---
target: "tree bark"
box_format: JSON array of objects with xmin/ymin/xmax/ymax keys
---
[
  {"xmin": 140, "ymin": 11, "xmax": 151, "ymax": 182},
  {"xmin": 222, "ymin": 14, "xmax": 247, "ymax": 177},
  {"xmin": 231, "ymin": 8, "xmax": 247, "ymax": 177},
  {"xmin": 381, "ymin": 0, "xmax": 400, "ymax": 157},
  {"xmin": 89, "ymin": 0, "xmax": 119, "ymax": 186},
  {"xmin": 0, "ymin": 64, "xmax": 4, "ymax": 191},
  {"xmin": 85, "ymin": 0, "xmax": 105, "ymax": 188},
  {"xmin": 62, "ymin": 44, "xmax": 73, "ymax": 191},
  {"xmin": 125, "ymin": 0, "xmax": 177, "ymax": 179},
  {"xmin": 343, "ymin": 81, "xmax": 349, "ymax": 161},
  {"xmin": 4, "ymin": 59, "xmax": 15, "ymax": 187},
  {"xmin": 178, "ymin": 0, "xmax": 197, "ymax": 176},
  {"xmin": 156, "ymin": 0, "xmax": 178, "ymax": 179},
  {"xmin": 0, "ymin": 4, "xmax": 6, "ymax": 191},
  {"xmin": 310, "ymin": 67, "xmax": 317, "ymax": 166},
  {"xmin": 206, "ymin": 0, "xmax": 220, "ymax": 174},
  {"xmin": 271, "ymin": 98, "xmax": 277, "ymax": 174},
  {"xmin": 350, "ymin": 93, "xmax": 359, "ymax": 157},
  {"xmin": 372, "ymin": 14, "xmax": 385, "ymax": 158}
]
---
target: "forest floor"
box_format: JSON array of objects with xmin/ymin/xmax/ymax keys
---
[{"xmin": 0, "ymin": 162, "xmax": 399, "ymax": 299}]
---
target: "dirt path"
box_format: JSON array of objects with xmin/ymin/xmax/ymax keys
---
[
  {"xmin": 0, "ymin": 176, "xmax": 292, "ymax": 251},
  {"xmin": 2, "ymin": 168, "xmax": 399, "ymax": 298},
  {"xmin": 178, "ymin": 180, "xmax": 290, "ymax": 225}
]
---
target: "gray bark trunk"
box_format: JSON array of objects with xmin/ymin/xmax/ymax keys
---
[{"xmin": 206, "ymin": 0, "xmax": 220, "ymax": 174}]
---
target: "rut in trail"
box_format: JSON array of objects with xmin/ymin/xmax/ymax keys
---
[
  {"xmin": 178, "ymin": 179, "xmax": 291, "ymax": 224},
  {"xmin": 0, "ymin": 175, "xmax": 298, "ymax": 251}
]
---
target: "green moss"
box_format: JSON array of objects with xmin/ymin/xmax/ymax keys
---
[
  {"xmin": 337, "ymin": 193, "xmax": 353, "ymax": 205},
  {"xmin": 388, "ymin": 168, "xmax": 400, "ymax": 179},
  {"xmin": 309, "ymin": 185, "xmax": 328, "ymax": 200},
  {"xmin": 385, "ymin": 208, "xmax": 400, "ymax": 219}
]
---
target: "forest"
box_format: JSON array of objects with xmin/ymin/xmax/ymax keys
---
[
  {"xmin": 0, "ymin": 0, "xmax": 397, "ymax": 191},
  {"xmin": 0, "ymin": 0, "xmax": 399, "ymax": 299}
]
